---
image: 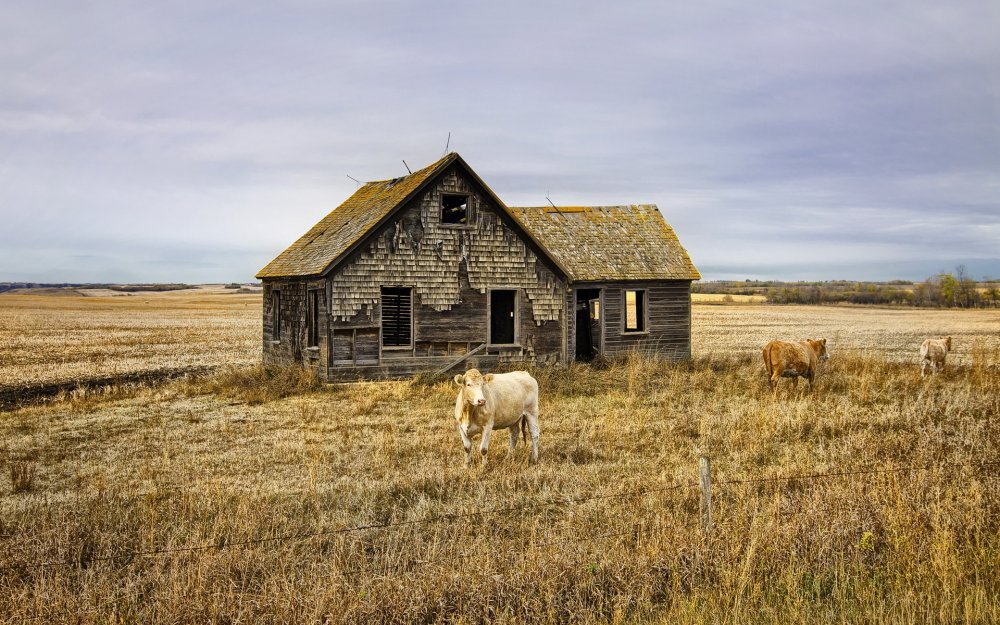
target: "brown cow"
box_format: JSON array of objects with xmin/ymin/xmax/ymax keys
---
[
  {"xmin": 920, "ymin": 336, "xmax": 952, "ymax": 376},
  {"xmin": 763, "ymin": 338, "xmax": 830, "ymax": 393}
]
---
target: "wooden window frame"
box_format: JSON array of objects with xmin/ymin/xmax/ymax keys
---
[
  {"xmin": 271, "ymin": 290, "xmax": 282, "ymax": 342},
  {"xmin": 306, "ymin": 288, "xmax": 321, "ymax": 349},
  {"xmin": 622, "ymin": 288, "xmax": 648, "ymax": 334},
  {"xmin": 440, "ymin": 192, "xmax": 472, "ymax": 228},
  {"xmin": 380, "ymin": 286, "xmax": 414, "ymax": 351},
  {"xmin": 487, "ymin": 288, "xmax": 520, "ymax": 347}
]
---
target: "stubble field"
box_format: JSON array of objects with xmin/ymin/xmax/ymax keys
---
[
  {"xmin": 0, "ymin": 287, "xmax": 260, "ymax": 392},
  {"xmin": 1, "ymin": 292, "xmax": 999, "ymax": 624}
]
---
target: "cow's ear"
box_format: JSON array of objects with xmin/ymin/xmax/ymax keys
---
[
  {"xmin": 453, "ymin": 375, "xmax": 465, "ymax": 386},
  {"xmin": 483, "ymin": 374, "xmax": 494, "ymax": 383},
  {"xmin": 820, "ymin": 338, "xmax": 827, "ymax": 346}
]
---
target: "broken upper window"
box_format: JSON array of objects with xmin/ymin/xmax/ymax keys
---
[{"xmin": 441, "ymin": 194, "xmax": 469, "ymax": 225}]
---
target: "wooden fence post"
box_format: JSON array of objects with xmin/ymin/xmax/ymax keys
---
[{"xmin": 699, "ymin": 456, "xmax": 713, "ymax": 532}]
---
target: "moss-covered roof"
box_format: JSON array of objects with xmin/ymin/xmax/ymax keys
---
[
  {"xmin": 256, "ymin": 153, "xmax": 457, "ymax": 279},
  {"xmin": 507, "ymin": 205, "xmax": 701, "ymax": 282},
  {"xmin": 257, "ymin": 155, "xmax": 700, "ymax": 283}
]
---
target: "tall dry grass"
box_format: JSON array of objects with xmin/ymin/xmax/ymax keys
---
[{"xmin": 1, "ymin": 349, "xmax": 998, "ymax": 624}]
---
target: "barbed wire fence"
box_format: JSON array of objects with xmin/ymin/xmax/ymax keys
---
[{"xmin": 5, "ymin": 458, "xmax": 1000, "ymax": 621}]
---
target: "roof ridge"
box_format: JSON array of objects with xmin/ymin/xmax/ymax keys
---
[
  {"xmin": 364, "ymin": 152, "xmax": 457, "ymax": 184},
  {"xmin": 508, "ymin": 203, "xmax": 656, "ymax": 209}
]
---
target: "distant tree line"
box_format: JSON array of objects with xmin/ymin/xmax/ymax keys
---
[
  {"xmin": 0, "ymin": 283, "xmax": 192, "ymax": 294},
  {"xmin": 694, "ymin": 267, "xmax": 999, "ymax": 308}
]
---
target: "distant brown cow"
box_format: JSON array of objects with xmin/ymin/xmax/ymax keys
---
[
  {"xmin": 920, "ymin": 336, "xmax": 952, "ymax": 376},
  {"xmin": 763, "ymin": 338, "xmax": 830, "ymax": 394}
]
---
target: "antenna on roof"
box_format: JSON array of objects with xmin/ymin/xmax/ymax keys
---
[
  {"xmin": 545, "ymin": 193, "xmax": 564, "ymax": 217},
  {"xmin": 444, "ymin": 131, "xmax": 451, "ymax": 154},
  {"xmin": 346, "ymin": 174, "xmax": 361, "ymax": 187},
  {"xmin": 402, "ymin": 160, "xmax": 412, "ymax": 174}
]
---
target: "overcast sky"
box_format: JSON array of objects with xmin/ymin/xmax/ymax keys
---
[{"xmin": 2, "ymin": 0, "xmax": 998, "ymax": 283}]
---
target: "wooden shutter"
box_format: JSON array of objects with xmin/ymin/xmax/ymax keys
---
[{"xmin": 381, "ymin": 287, "xmax": 412, "ymax": 347}]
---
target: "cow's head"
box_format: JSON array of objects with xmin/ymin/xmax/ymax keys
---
[
  {"xmin": 454, "ymin": 368, "xmax": 494, "ymax": 412},
  {"xmin": 945, "ymin": 336, "xmax": 953, "ymax": 351},
  {"xmin": 808, "ymin": 338, "xmax": 830, "ymax": 362}
]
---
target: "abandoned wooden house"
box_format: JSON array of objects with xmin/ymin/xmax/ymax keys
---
[{"xmin": 256, "ymin": 153, "xmax": 700, "ymax": 379}]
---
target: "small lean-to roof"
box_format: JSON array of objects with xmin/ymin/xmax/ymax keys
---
[
  {"xmin": 507, "ymin": 205, "xmax": 701, "ymax": 282},
  {"xmin": 256, "ymin": 153, "xmax": 457, "ymax": 279}
]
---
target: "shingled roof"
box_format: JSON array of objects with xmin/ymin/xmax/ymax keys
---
[
  {"xmin": 507, "ymin": 205, "xmax": 701, "ymax": 282},
  {"xmin": 257, "ymin": 154, "xmax": 700, "ymax": 283},
  {"xmin": 256, "ymin": 153, "xmax": 458, "ymax": 279}
]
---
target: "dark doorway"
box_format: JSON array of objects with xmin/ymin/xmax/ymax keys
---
[
  {"xmin": 490, "ymin": 290, "xmax": 517, "ymax": 344},
  {"xmin": 575, "ymin": 288, "xmax": 602, "ymax": 361}
]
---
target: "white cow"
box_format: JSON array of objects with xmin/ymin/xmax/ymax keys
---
[
  {"xmin": 453, "ymin": 368, "xmax": 540, "ymax": 466},
  {"xmin": 920, "ymin": 336, "xmax": 952, "ymax": 376}
]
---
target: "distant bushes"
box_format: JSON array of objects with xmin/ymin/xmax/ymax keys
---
[
  {"xmin": 694, "ymin": 267, "xmax": 999, "ymax": 308},
  {"xmin": 0, "ymin": 282, "xmax": 192, "ymax": 293},
  {"xmin": 108, "ymin": 284, "xmax": 192, "ymax": 292}
]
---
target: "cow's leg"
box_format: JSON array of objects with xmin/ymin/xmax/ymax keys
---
[
  {"xmin": 457, "ymin": 423, "xmax": 473, "ymax": 467},
  {"xmin": 479, "ymin": 423, "xmax": 494, "ymax": 466},
  {"xmin": 525, "ymin": 406, "xmax": 540, "ymax": 465},
  {"xmin": 921, "ymin": 359, "xmax": 928, "ymax": 377}
]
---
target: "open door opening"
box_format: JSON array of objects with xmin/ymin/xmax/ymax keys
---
[
  {"xmin": 575, "ymin": 288, "xmax": 602, "ymax": 361},
  {"xmin": 489, "ymin": 290, "xmax": 517, "ymax": 345}
]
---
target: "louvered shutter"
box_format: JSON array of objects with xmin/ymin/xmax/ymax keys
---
[{"xmin": 381, "ymin": 287, "xmax": 412, "ymax": 347}]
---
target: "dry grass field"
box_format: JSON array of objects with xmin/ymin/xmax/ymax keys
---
[{"xmin": 1, "ymin": 292, "xmax": 999, "ymax": 624}]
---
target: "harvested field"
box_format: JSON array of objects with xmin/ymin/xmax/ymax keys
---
[
  {"xmin": 1, "ymin": 291, "xmax": 999, "ymax": 623},
  {"xmin": 693, "ymin": 304, "xmax": 1000, "ymax": 365},
  {"xmin": 3, "ymin": 291, "xmax": 996, "ymax": 393},
  {"xmin": 0, "ymin": 288, "xmax": 260, "ymax": 390}
]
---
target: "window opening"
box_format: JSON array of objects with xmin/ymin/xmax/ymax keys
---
[
  {"xmin": 624, "ymin": 290, "xmax": 646, "ymax": 333},
  {"xmin": 272, "ymin": 291, "xmax": 281, "ymax": 340},
  {"xmin": 441, "ymin": 194, "xmax": 469, "ymax": 225},
  {"xmin": 307, "ymin": 289, "xmax": 320, "ymax": 347}
]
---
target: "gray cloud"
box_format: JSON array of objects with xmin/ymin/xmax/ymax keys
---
[{"xmin": 1, "ymin": 0, "xmax": 998, "ymax": 282}]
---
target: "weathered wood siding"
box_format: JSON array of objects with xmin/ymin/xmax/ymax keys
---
[
  {"xmin": 325, "ymin": 165, "xmax": 568, "ymax": 379},
  {"xmin": 328, "ymin": 166, "xmax": 564, "ymax": 322},
  {"xmin": 262, "ymin": 278, "xmax": 329, "ymax": 376},
  {"xmin": 571, "ymin": 280, "xmax": 692, "ymax": 361}
]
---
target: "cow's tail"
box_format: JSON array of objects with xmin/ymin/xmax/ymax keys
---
[
  {"xmin": 520, "ymin": 416, "xmax": 529, "ymax": 446},
  {"xmin": 762, "ymin": 343, "xmax": 773, "ymax": 378}
]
